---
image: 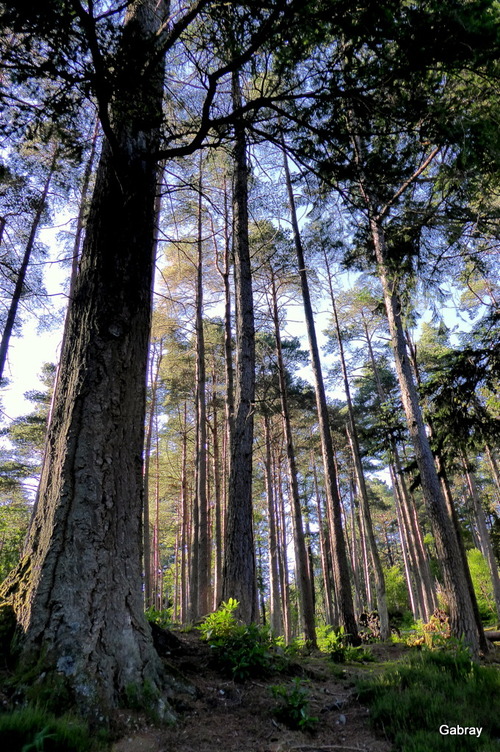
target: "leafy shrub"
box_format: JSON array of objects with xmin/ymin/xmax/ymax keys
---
[
  {"xmin": 317, "ymin": 625, "xmax": 373, "ymax": 663},
  {"xmin": 144, "ymin": 606, "xmax": 173, "ymax": 630},
  {"xmin": 197, "ymin": 598, "xmax": 240, "ymax": 641},
  {"xmin": 358, "ymin": 646, "xmax": 500, "ymax": 751},
  {"xmin": 0, "ymin": 708, "xmax": 95, "ymax": 752},
  {"xmin": 405, "ymin": 610, "xmax": 451, "ymax": 648},
  {"xmin": 198, "ymin": 599, "xmax": 288, "ymax": 680},
  {"xmin": 271, "ymin": 679, "xmax": 318, "ymax": 732}
]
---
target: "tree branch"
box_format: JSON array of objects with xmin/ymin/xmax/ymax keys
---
[{"xmin": 378, "ymin": 146, "xmax": 441, "ymax": 221}]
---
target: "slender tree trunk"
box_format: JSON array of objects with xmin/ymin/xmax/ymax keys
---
[
  {"xmin": 222, "ymin": 71, "xmax": 257, "ymax": 623},
  {"xmin": 276, "ymin": 451, "xmax": 292, "ymax": 642},
  {"xmin": 347, "ymin": 481, "xmax": 364, "ymax": 616},
  {"xmin": 393, "ymin": 451, "xmax": 437, "ymax": 620},
  {"xmin": 222, "ymin": 177, "xmax": 235, "ymax": 434},
  {"xmin": 463, "ymin": 454, "xmax": 500, "ymax": 618},
  {"xmin": 328, "ymin": 286, "xmax": 390, "ymax": 626},
  {"xmin": 391, "ymin": 460, "xmax": 424, "ymax": 619},
  {"xmin": 153, "ymin": 429, "xmax": 161, "ymax": 609},
  {"xmin": 325, "ymin": 263, "xmax": 389, "ymax": 637},
  {"xmin": 211, "ymin": 366, "xmax": 223, "ymax": 609},
  {"xmin": 390, "ymin": 464, "xmax": 421, "ymax": 619},
  {"xmin": 263, "ymin": 415, "xmax": 282, "ymax": 634},
  {"xmin": 191, "ymin": 168, "xmax": 210, "ymax": 618},
  {"xmin": 270, "ymin": 271, "xmax": 316, "ymax": 643},
  {"xmin": 485, "ymin": 444, "xmax": 500, "ymax": 505},
  {"xmin": 282, "ymin": 143, "xmax": 359, "ymax": 644},
  {"xmin": 173, "ymin": 515, "xmax": 180, "ymax": 621},
  {"xmin": 0, "ymin": 0, "xmax": 173, "ymax": 715},
  {"xmin": 180, "ymin": 407, "xmax": 189, "ymax": 623},
  {"xmin": 370, "ymin": 218, "xmax": 483, "ymax": 656},
  {"xmin": 357, "ymin": 499, "xmax": 373, "ymax": 611},
  {"xmin": 0, "ymin": 150, "xmax": 57, "ymax": 383},
  {"xmin": 143, "ymin": 340, "xmax": 163, "ymax": 607},
  {"xmin": 345, "ymin": 424, "xmax": 389, "ymax": 638},
  {"xmin": 312, "ymin": 456, "xmax": 335, "ymax": 624},
  {"xmin": 364, "ymin": 325, "xmax": 436, "ymax": 618}
]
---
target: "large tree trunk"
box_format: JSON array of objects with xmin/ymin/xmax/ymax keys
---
[
  {"xmin": 222, "ymin": 71, "xmax": 257, "ymax": 623},
  {"xmin": 0, "ymin": 0, "xmax": 172, "ymax": 718}
]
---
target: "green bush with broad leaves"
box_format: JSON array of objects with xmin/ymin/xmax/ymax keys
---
[
  {"xmin": 144, "ymin": 606, "xmax": 173, "ymax": 630},
  {"xmin": 198, "ymin": 599, "xmax": 288, "ymax": 681},
  {"xmin": 316, "ymin": 624, "xmax": 373, "ymax": 663},
  {"xmin": 271, "ymin": 678, "xmax": 318, "ymax": 732}
]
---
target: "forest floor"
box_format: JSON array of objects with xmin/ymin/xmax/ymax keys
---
[{"xmin": 111, "ymin": 630, "xmax": 406, "ymax": 752}]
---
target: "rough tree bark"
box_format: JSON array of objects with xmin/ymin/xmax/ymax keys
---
[
  {"xmin": 0, "ymin": 0, "xmax": 174, "ymax": 718},
  {"xmin": 222, "ymin": 71, "xmax": 257, "ymax": 623}
]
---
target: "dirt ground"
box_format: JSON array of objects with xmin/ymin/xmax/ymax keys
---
[{"xmin": 112, "ymin": 631, "xmax": 397, "ymax": 752}]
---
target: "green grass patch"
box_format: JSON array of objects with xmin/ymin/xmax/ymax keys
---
[
  {"xmin": 358, "ymin": 646, "xmax": 500, "ymax": 751},
  {"xmin": 0, "ymin": 707, "xmax": 97, "ymax": 752}
]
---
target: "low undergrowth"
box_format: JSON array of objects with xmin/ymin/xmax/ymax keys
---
[
  {"xmin": 199, "ymin": 602, "xmax": 376, "ymax": 680},
  {"xmin": 144, "ymin": 606, "xmax": 173, "ymax": 631},
  {"xmin": 316, "ymin": 624, "xmax": 374, "ymax": 663},
  {"xmin": 0, "ymin": 707, "xmax": 99, "ymax": 752},
  {"xmin": 270, "ymin": 678, "xmax": 318, "ymax": 732},
  {"xmin": 358, "ymin": 645, "xmax": 500, "ymax": 751},
  {"xmin": 198, "ymin": 599, "xmax": 290, "ymax": 680}
]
